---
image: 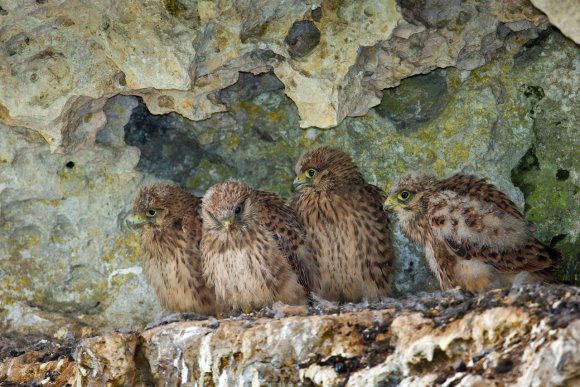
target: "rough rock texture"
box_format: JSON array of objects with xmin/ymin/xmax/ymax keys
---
[
  {"xmin": 0, "ymin": 335, "xmax": 77, "ymax": 385},
  {"xmin": 0, "ymin": 0, "xmax": 550, "ymax": 151},
  {"xmin": 0, "ymin": 0, "xmax": 578, "ymax": 339},
  {"xmin": 1, "ymin": 285, "xmax": 579, "ymax": 386},
  {"xmin": 0, "ymin": 121, "xmax": 162, "ymax": 336},
  {"xmin": 509, "ymin": 32, "xmax": 580, "ymax": 281},
  {"xmin": 531, "ymin": 0, "xmax": 580, "ymax": 43}
]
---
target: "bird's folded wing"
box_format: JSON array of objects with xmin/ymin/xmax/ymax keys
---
[
  {"xmin": 439, "ymin": 174, "xmax": 535, "ymax": 230},
  {"xmin": 257, "ymin": 192, "xmax": 320, "ymax": 293},
  {"xmin": 427, "ymin": 191, "xmax": 556, "ymax": 273}
]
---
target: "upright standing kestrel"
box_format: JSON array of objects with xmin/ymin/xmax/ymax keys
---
[
  {"xmin": 292, "ymin": 146, "xmax": 395, "ymax": 302},
  {"xmin": 200, "ymin": 180, "xmax": 319, "ymax": 312},
  {"xmin": 383, "ymin": 172, "xmax": 562, "ymax": 292},
  {"xmin": 130, "ymin": 183, "xmax": 219, "ymax": 315}
]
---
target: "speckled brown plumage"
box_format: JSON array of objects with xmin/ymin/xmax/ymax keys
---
[
  {"xmin": 384, "ymin": 172, "xmax": 562, "ymax": 293},
  {"xmin": 131, "ymin": 183, "xmax": 219, "ymax": 315},
  {"xmin": 292, "ymin": 147, "xmax": 395, "ymax": 302},
  {"xmin": 200, "ymin": 180, "xmax": 319, "ymax": 312}
]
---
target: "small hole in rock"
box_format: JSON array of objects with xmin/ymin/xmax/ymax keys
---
[
  {"xmin": 556, "ymin": 169, "xmax": 569, "ymax": 181},
  {"xmin": 65, "ymin": 161, "xmax": 75, "ymax": 169}
]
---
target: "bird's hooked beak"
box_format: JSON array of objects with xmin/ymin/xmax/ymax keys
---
[
  {"xmin": 293, "ymin": 176, "xmax": 311, "ymax": 191},
  {"xmin": 383, "ymin": 196, "xmax": 399, "ymax": 212},
  {"xmin": 126, "ymin": 214, "xmax": 147, "ymax": 230},
  {"xmin": 221, "ymin": 218, "xmax": 234, "ymax": 229}
]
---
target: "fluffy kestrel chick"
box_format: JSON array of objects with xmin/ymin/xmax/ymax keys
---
[
  {"xmin": 130, "ymin": 183, "xmax": 219, "ymax": 315},
  {"xmin": 292, "ymin": 146, "xmax": 395, "ymax": 302},
  {"xmin": 200, "ymin": 180, "xmax": 319, "ymax": 312},
  {"xmin": 384, "ymin": 172, "xmax": 562, "ymax": 293}
]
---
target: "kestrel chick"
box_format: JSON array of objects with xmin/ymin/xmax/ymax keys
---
[
  {"xmin": 292, "ymin": 146, "xmax": 395, "ymax": 302},
  {"xmin": 130, "ymin": 183, "xmax": 219, "ymax": 315},
  {"xmin": 384, "ymin": 172, "xmax": 562, "ymax": 293},
  {"xmin": 200, "ymin": 180, "xmax": 319, "ymax": 312}
]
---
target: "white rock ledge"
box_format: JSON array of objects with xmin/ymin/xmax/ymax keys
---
[{"xmin": 2, "ymin": 285, "xmax": 578, "ymax": 386}]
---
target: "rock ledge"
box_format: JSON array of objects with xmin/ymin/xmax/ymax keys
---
[{"xmin": 1, "ymin": 285, "xmax": 579, "ymax": 386}]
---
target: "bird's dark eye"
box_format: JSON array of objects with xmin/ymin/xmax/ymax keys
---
[
  {"xmin": 234, "ymin": 206, "xmax": 242, "ymax": 214},
  {"xmin": 398, "ymin": 191, "xmax": 410, "ymax": 200},
  {"xmin": 146, "ymin": 209, "xmax": 157, "ymax": 217},
  {"xmin": 305, "ymin": 168, "xmax": 317, "ymax": 178}
]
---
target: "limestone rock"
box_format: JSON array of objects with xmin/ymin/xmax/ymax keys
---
[
  {"xmin": 531, "ymin": 0, "xmax": 580, "ymax": 43},
  {"xmin": 76, "ymin": 333, "xmax": 141, "ymax": 386},
  {"xmin": 2, "ymin": 285, "xmax": 579, "ymax": 386},
  {"xmin": 0, "ymin": 0, "xmax": 550, "ymax": 150},
  {"xmin": 0, "ymin": 334, "xmax": 77, "ymax": 385},
  {"xmin": 284, "ymin": 20, "xmax": 321, "ymax": 58},
  {"xmin": 73, "ymin": 286, "xmax": 580, "ymax": 386},
  {"xmin": 0, "ymin": 121, "xmax": 164, "ymax": 336},
  {"xmin": 375, "ymin": 69, "xmax": 450, "ymax": 132},
  {"xmin": 0, "ymin": 0, "xmax": 578, "ymax": 340},
  {"xmin": 510, "ymin": 32, "xmax": 580, "ymax": 281}
]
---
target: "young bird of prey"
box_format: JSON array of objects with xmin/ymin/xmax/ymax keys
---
[
  {"xmin": 130, "ymin": 183, "xmax": 219, "ymax": 315},
  {"xmin": 200, "ymin": 180, "xmax": 319, "ymax": 312},
  {"xmin": 292, "ymin": 146, "xmax": 395, "ymax": 302},
  {"xmin": 384, "ymin": 172, "xmax": 562, "ymax": 293}
]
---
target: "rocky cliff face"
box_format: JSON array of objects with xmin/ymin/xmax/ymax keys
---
[
  {"xmin": 1, "ymin": 285, "xmax": 579, "ymax": 386},
  {"xmin": 0, "ymin": 0, "xmax": 578, "ymax": 384}
]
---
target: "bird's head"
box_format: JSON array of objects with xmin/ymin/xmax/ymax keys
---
[
  {"xmin": 293, "ymin": 146, "xmax": 364, "ymax": 192},
  {"xmin": 129, "ymin": 184, "xmax": 188, "ymax": 230},
  {"xmin": 383, "ymin": 172, "xmax": 436, "ymax": 219},
  {"xmin": 201, "ymin": 180, "xmax": 255, "ymax": 232}
]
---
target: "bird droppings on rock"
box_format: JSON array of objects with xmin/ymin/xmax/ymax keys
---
[{"xmin": 1, "ymin": 284, "xmax": 579, "ymax": 385}]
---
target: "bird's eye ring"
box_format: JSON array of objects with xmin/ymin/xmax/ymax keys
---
[
  {"xmin": 146, "ymin": 209, "xmax": 157, "ymax": 217},
  {"xmin": 305, "ymin": 168, "xmax": 317, "ymax": 178},
  {"xmin": 398, "ymin": 191, "xmax": 411, "ymax": 200},
  {"xmin": 234, "ymin": 206, "xmax": 242, "ymax": 214}
]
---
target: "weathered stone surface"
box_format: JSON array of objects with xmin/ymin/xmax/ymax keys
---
[
  {"xmin": 531, "ymin": 0, "xmax": 580, "ymax": 43},
  {"xmin": 510, "ymin": 32, "xmax": 580, "ymax": 282},
  {"xmin": 0, "ymin": 0, "xmax": 578, "ymax": 342},
  {"xmin": 0, "ymin": 121, "xmax": 163, "ymax": 336},
  {"xmin": 123, "ymin": 30, "xmax": 579, "ymax": 290},
  {"xmin": 1, "ymin": 30, "xmax": 579, "ymax": 338},
  {"xmin": 375, "ymin": 69, "xmax": 450, "ymax": 132},
  {"xmin": 75, "ymin": 286, "xmax": 580, "ymax": 386},
  {"xmin": 285, "ymin": 20, "xmax": 321, "ymax": 58},
  {"xmin": 0, "ymin": 334, "xmax": 77, "ymax": 385},
  {"xmin": 75, "ymin": 333, "xmax": 142, "ymax": 386},
  {"xmin": 2, "ymin": 285, "xmax": 578, "ymax": 386},
  {"xmin": 0, "ymin": 350, "xmax": 77, "ymax": 385},
  {"xmin": 0, "ymin": 0, "xmax": 550, "ymax": 150}
]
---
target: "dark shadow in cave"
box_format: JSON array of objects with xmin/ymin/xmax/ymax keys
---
[
  {"xmin": 123, "ymin": 71, "xmax": 287, "ymax": 190},
  {"xmin": 123, "ymin": 99, "xmax": 218, "ymax": 188}
]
